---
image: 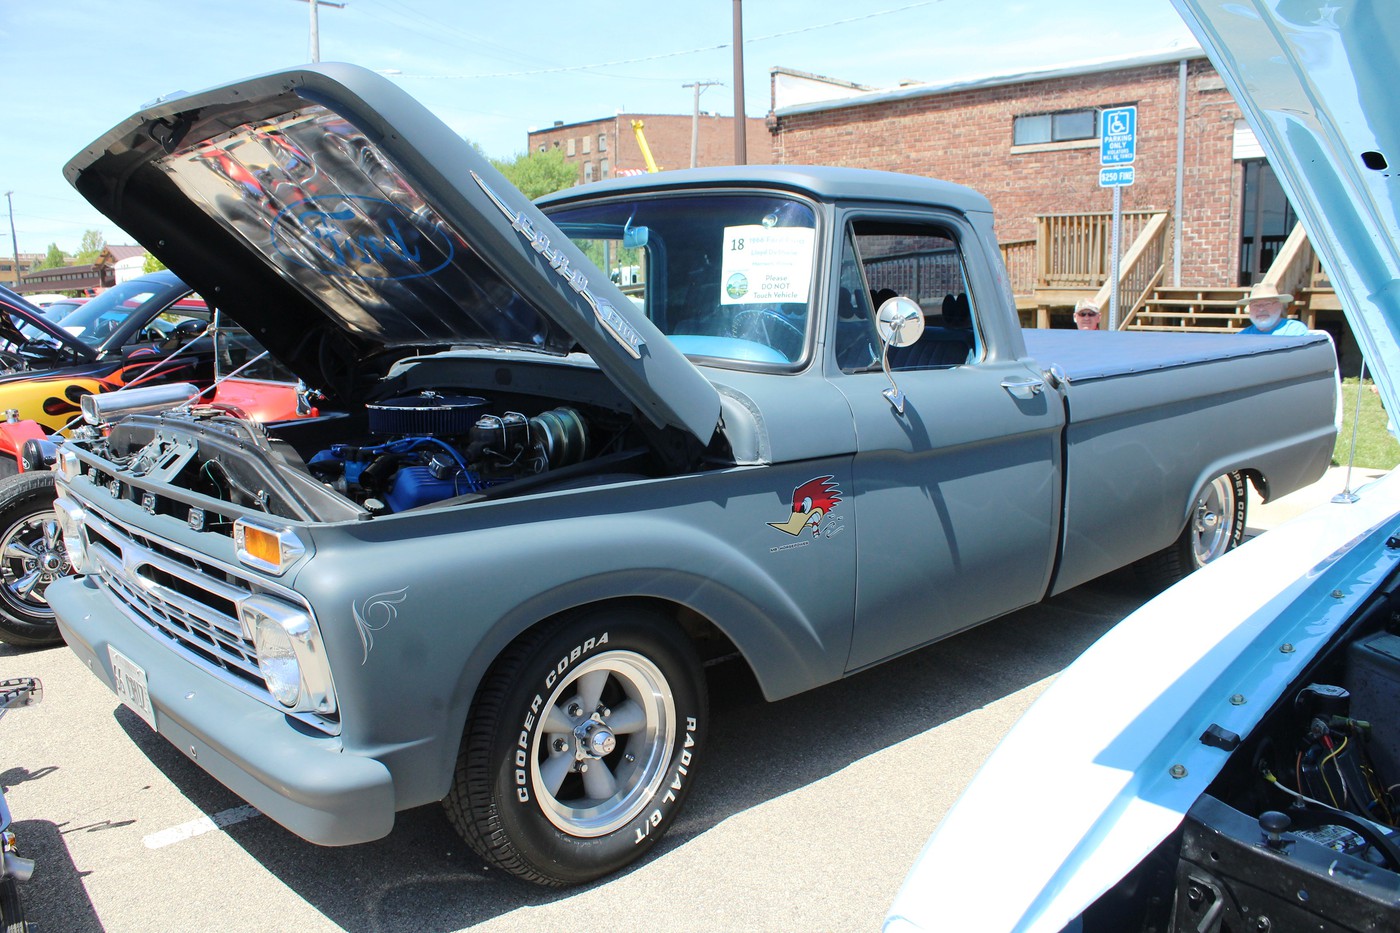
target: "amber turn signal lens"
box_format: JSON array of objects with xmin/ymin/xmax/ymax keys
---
[{"xmin": 241, "ymin": 524, "xmax": 282, "ymax": 567}]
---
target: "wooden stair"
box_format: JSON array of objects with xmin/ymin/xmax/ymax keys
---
[{"xmin": 1123, "ymin": 286, "xmax": 1251, "ymax": 332}]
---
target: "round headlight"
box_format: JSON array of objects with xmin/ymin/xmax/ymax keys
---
[{"xmin": 254, "ymin": 616, "xmax": 302, "ymax": 708}]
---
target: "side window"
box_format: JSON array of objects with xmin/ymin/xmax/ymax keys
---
[{"xmin": 839, "ymin": 219, "xmax": 981, "ymax": 373}]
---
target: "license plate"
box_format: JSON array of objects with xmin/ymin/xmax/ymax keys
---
[{"xmin": 108, "ymin": 646, "xmax": 157, "ymax": 732}]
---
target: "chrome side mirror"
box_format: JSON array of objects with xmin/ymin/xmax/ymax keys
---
[{"xmin": 876, "ymin": 296, "xmax": 925, "ymax": 414}]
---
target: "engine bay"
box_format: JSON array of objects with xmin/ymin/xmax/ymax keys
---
[
  {"xmin": 304, "ymin": 391, "xmax": 595, "ymax": 513},
  {"xmin": 1088, "ymin": 571, "xmax": 1400, "ymax": 932},
  {"xmin": 75, "ymin": 368, "xmax": 716, "ymax": 523}
]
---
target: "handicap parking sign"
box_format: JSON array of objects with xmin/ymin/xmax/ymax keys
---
[{"xmin": 1100, "ymin": 106, "xmax": 1137, "ymax": 166}]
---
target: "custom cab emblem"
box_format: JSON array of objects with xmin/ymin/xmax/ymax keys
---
[
  {"xmin": 270, "ymin": 195, "xmax": 454, "ymax": 281},
  {"xmin": 471, "ymin": 171, "xmax": 645, "ymax": 359},
  {"xmin": 768, "ymin": 475, "xmax": 843, "ymax": 537}
]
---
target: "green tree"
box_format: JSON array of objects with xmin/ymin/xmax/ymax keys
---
[
  {"xmin": 143, "ymin": 252, "xmax": 167, "ymax": 273},
  {"xmin": 489, "ymin": 148, "xmax": 577, "ymax": 200},
  {"xmin": 34, "ymin": 243, "xmax": 66, "ymax": 271},
  {"xmin": 75, "ymin": 229, "xmax": 106, "ymax": 265}
]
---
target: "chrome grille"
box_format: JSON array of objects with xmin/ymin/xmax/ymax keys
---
[{"xmin": 73, "ymin": 491, "xmax": 338, "ymax": 734}]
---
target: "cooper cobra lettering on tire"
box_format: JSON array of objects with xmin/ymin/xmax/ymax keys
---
[{"xmin": 445, "ymin": 606, "xmax": 706, "ymax": 886}]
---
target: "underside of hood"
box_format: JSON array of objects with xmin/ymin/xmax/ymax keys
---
[
  {"xmin": 63, "ymin": 64, "xmax": 720, "ymax": 443},
  {"xmin": 1171, "ymin": 0, "xmax": 1400, "ymax": 415}
]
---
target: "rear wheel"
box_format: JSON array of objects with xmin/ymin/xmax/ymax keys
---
[
  {"xmin": 0, "ymin": 471, "xmax": 66, "ymax": 648},
  {"xmin": 445, "ymin": 605, "xmax": 706, "ymax": 886},
  {"xmin": 1136, "ymin": 471, "xmax": 1247, "ymax": 588}
]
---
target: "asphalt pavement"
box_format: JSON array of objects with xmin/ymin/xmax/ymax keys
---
[{"xmin": 0, "ymin": 464, "xmax": 1387, "ymax": 933}]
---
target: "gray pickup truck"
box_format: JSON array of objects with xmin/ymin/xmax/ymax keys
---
[{"xmin": 47, "ymin": 64, "xmax": 1338, "ymax": 886}]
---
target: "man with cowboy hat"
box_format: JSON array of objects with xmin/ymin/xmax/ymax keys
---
[{"xmin": 1237, "ymin": 282, "xmax": 1309, "ymax": 335}]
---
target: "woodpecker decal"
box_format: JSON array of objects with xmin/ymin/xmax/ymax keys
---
[{"xmin": 768, "ymin": 475, "xmax": 842, "ymax": 537}]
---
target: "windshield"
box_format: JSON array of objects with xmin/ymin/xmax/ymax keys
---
[
  {"xmin": 548, "ymin": 193, "xmax": 818, "ymax": 366},
  {"xmin": 50, "ymin": 280, "xmax": 208, "ymax": 350}
]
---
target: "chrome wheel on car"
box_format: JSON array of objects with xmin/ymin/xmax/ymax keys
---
[
  {"xmin": 0, "ymin": 513, "xmax": 65, "ymax": 615},
  {"xmin": 530, "ymin": 651, "xmax": 676, "ymax": 837},
  {"xmin": 1190, "ymin": 474, "xmax": 1238, "ymax": 566},
  {"xmin": 0, "ymin": 471, "xmax": 68, "ymax": 647},
  {"xmin": 1135, "ymin": 471, "xmax": 1248, "ymax": 589},
  {"xmin": 445, "ymin": 606, "xmax": 705, "ymax": 886}
]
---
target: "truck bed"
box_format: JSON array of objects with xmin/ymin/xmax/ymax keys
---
[{"xmin": 1027, "ymin": 327, "xmax": 1339, "ymax": 594}]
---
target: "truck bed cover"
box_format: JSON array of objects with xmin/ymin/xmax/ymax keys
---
[{"xmin": 1022, "ymin": 329, "xmax": 1332, "ymax": 383}]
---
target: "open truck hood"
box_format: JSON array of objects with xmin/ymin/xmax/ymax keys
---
[
  {"xmin": 887, "ymin": 1, "xmax": 1400, "ymax": 930},
  {"xmin": 63, "ymin": 63, "xmax": 720, "ymax": 443}
]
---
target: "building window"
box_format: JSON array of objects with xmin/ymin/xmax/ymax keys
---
[
  {"xmin": 600, "ymin": 158, "xmax": 609, "ymax": 178},
  {"xmin": 584, "ymin": 161, "xmax": 594, "ymax": 183},
  {"xmin": 1013, "ymin": 108, "xmax": 1099, "ymax": 145},
  {"xmin": 582, "ymin": 135, "xmax": 591, "ymax": 154},
  {"xmin": 598, "ymin": 133, "xmax": 608, "ymax": 152},
  {"xmin": 538, "ymin": 144, "xmax": 547, "ymax": 153},
  {"xmin": 567, "ymin": 138, "xmax": 576, "ymax": 156}
]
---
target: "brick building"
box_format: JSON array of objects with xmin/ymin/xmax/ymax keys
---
[
  {"xmin": 15, "ymin": 244, "xmax": 148, "ymax": 296},
  {"xmin": 528, "ymin": 113, "xmax": 771, "ymax": 184},
  {"xmin": 1, "ymin": 252, "xmax": 43, "ymax": 288},
  {"xmin": 767, "ymin": 50, "xmax": 1286, "ymax": 291}
]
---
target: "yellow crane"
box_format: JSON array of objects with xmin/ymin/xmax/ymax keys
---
[{"xmin": 631, "ymin": 120, "xmax": 661, "ymax": 173}]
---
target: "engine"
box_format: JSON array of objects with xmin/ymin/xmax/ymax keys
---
[
  {"xmin": 306, "ymin": 391, "xmax": 589, "ymax": 513},
  {"xmin": 1092, "ymin": 590, "xmax": 1400, "ymax": 933}
]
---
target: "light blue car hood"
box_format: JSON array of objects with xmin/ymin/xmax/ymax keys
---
[{"xmin": 1174, "ymin": 0, "xmax": 1400, "ymax": 406}]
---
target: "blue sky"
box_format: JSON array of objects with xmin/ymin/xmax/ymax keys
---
[{"xmin": 0, "ymin": 0, "xmax": 1194, "ymax": 256}]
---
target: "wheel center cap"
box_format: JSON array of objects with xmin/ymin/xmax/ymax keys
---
[
  {"xmin": 574, "ymin": 718, "xmax": 617, "ymax": 758},
  {"xmin": 40, "ymin": 551, "xmax": 63, "ymax": 574},
  {"xmin": 588, "ymin": 728, "xmax": 617, "ymax": 757},
  {"xmin": 1201, "ymin": 510, "xmax": 1219, "ymax": 530}
]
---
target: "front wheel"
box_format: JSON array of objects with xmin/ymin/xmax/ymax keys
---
[
  {"xmin": 445, "ymin": 605, "xmax": 706, "ymax": 886},
  {"xmin": 0, "ymin": 471, "xmax": 66, "ymax": 648},
  {"xmin": 1136, "ymin": 471, "xmax": 1247, "ymax": 589}
]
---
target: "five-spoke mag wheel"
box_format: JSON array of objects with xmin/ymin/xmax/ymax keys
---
[{"xmin": 446, "ymin": 605, "xmax": 705, "ymax": 886}]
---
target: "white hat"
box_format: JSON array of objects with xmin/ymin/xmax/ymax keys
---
[{"xmin": 1238, "ymin": 282, "xmax": 1293, "ymax": 307}]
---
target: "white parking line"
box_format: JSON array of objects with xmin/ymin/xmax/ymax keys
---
[{"xmin": 142, "ymin": 804, "xmax": 263, "ymax": 849}]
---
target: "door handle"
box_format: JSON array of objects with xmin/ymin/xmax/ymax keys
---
[{"xmin": 1001, "ymin": 377, "xmax": 1044, "ymax": 400}]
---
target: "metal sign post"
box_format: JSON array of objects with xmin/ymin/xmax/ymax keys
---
[{"xmin": 1099, "ymin": 106, "xmax": 1137, "ymax": 330}]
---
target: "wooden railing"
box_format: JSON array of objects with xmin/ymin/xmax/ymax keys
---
[
  {"xmin": 1311, "ymin": 253, "xmax": 1332, "ymax": 288},
  {"xmin": 999, "ymin": 238, "xmax": 1036, "ymax": 299},
  {"xmin": 1036, "ymin": 211, "xmax": 1162, "ymax": 288},
  {"xmin": 1087, "ymin": 211, "xmax": 1172, "ymax": 328},
  {"xmin": 1261, "ymin": 222, "xmax": 1316, "ymax": 300}
]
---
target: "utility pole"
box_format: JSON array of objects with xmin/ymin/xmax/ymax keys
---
[
  {"xmin": 293, "ymin": 0, "xmax": 346, "ymax": 63},
  {"xmin": 732, "ymin": 0, "xmax": 746, "ymax": 165},
  {"xmin": 4, "ymin": 191, "xmax": 19, "ymax": 287},
  {"xmin": 683, "ymin": 81, "xmax": 724, "ymax": 168}
]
